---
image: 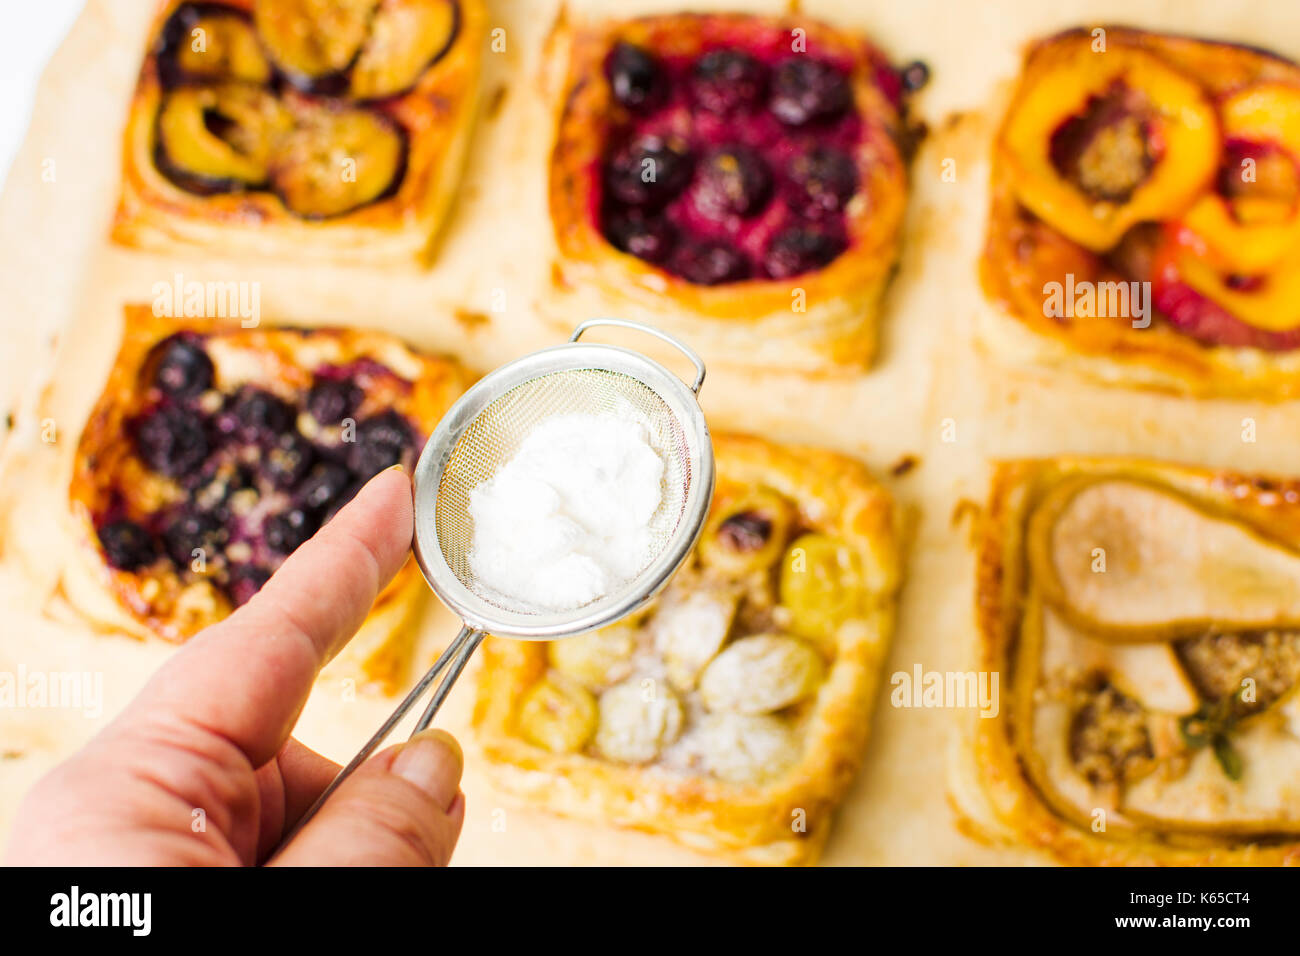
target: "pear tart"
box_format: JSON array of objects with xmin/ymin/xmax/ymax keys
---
[
  {"xmin": 546, "ymin": 12, "xmax": 919, "ymax": 375},
  {"xmin": 970, "ymin": 457, "xmax": 1300, "ymax": 864},
  {"xmin": 982, "ymin": 27, "xmax": 1300, "ymax": 398},
  {"xmin": 114, "ymin": 0, "xmax": 485, "ymax": 265},
  {"xmin": 66, "ymin": 306, "xmax": 468, "ymax": 690},
  {"xmin": 474, "ymin": 434, "xmax": 901, "ymax": 865}
]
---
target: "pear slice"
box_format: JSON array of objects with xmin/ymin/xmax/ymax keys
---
[
  {"xmin": 1040, "ymin": 605, "xmax": 1200, "ymax": 715},
  {"xmin": 1280, "ymin": 688, "xmax": 1300, "ymax": 740},
  {"xmin": 1121, "ymin": 721, "xmax": 1300, "ymax": 833},
  {"xmin": 1029, "ymin": 477, "xmax": 1300, "ymax": 640}
]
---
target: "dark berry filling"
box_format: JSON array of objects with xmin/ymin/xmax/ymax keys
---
[
  {"xmin": 764, "ymin": 225, "xmax": 848, "ymax": 279},
  {"xmin": 99, "ymin": 519, "xmax": 159, "ymax": 571},
  {"xmin": 134, "ymin": 405, "xmax": 210, "ymax": 477},
  {"xmin": 605, "ymin": 133, "xmax": 694, "ymax": 208},
  {"xmin": 606, "ymin": 41, "xmax": 663, "ymax": 109},
  {"xmin": 306, "ymin": 378, "xmax": 362, "ymax": 424},
  {"xmin": 787, "ymin": 146, "xmax": 858, "ymax": 220},
  {"xmin": 669, "ymin": 240, "xmax": 751, "ymax": 285},
  {"xmin": 596, "ymin": 34, "xmax": 871, "ymax": 283},
  {"xmin": 263, "ymin": 432, "xmax": 315, "ymax": 489},
  {"xmin": 298, "ymin": 461, "xmax": 354, "ymax": 512},
  {"xmin": 220, "ymin": 386, "xmax": 296, "ymax": 444},
  {"xmin": 717, "ymin": 510, "xmax": 773, "ymax": 552},
  {"xmin": 162, "ymin": 509, "xmax": 227, "ymax": 567},
  {"xmin": 605, "ymin": 210, "xmax": 675, "ymax": 263},
  {"xmin": 691, "ymin": 49, "xmax": 765, "ymax": 114},
  {"xmin": 265, "ymin": 507, "xmax": 316, "ymax": 554},
  {"xmin": 348, "ymin": 409, "xmax": 416, "ymax": 478},
  {"xmin": 769, "ymin": 57, "xmax": 851, "ymax": 127},
  {"xmin": 694, "ymin": 145, "xmax": 772, "ymax": 219},
  {"xmin": 98, "ymin": 337, "xmax": 423, "ymax": 609},
  {"xmin": 152, "ymin": 334, "xmax": 215, "ymax": 398}
]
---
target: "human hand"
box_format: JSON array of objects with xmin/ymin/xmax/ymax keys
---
[{"xmin": 3, "ymin": 467, "xmax": 465, "ymax": 866}]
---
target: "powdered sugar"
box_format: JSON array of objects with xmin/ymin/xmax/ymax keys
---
[{"xmin": 466, "ymin": 409, "xmax": 666, "ymax": 611}]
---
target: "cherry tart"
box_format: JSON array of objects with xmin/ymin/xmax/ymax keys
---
[
  {"xmin": 473, "ymin": 434, "xmax": 902, "ymax": 865},
  {"xmin": 66, "ymin": 306, "xmax": 468, "ymax": 690},
  {"xmin": 983, "ymin": 27, "xmax": 1300, "ymax": 398},
  {"xmin": 959, "ymin": 457, "xmax": 1300, "ymax": 865},
  {"xmin": 546, "ymin": 12, "xmax": 916, "ymax": 376},
  {"xmin": 113, "ymin": 0, "xmax": 485, "ymax": 266}
]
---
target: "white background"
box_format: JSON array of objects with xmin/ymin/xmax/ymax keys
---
[{"xmin": 0, "ymin": 1, "xmax": 86, "ymax": 192}]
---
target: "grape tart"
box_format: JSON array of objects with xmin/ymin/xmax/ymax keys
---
[
  {"xmin": 67, "ymin": 306, "xmax": 468, "ymax": 690},
  {"xmin": 546, "ymin": 12, "xmax": 916, "ymax": 375},
  {"xmin": 473, "ymin": 434, "xmax": 902, "ymax": 865},
  {"xmin": 961, "ymin": 457, "xmax": 1300, "ymax": 864},
  {"xmin": 113, "ymin": 0, "xmax": 485, "ymax": 265},
  {"xmin": 982, "ymin": 27, "xmax": 1300, "ymax": 398}
]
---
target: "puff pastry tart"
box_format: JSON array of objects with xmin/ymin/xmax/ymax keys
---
[
  {"xmin": 982, "ymin": 27, "xmax": 1300, "ymax": 398},
  {"xmin": 66, "ymin": 305, "xmax": 468, "ymax": 690},
  {"xmin": 967, "ymin": 457, "xmax": 1300, "ymax": 864},
  {"xmin": 473, "ymin": 434, "xmax": 901, "ymax": 865},
  {"xmin": 546, "ymin": 12, "xmax": 917, "ymax": 375},
  {"xmin": 113, "ymin": 0, "xmax": 485, "ymax": 265}
]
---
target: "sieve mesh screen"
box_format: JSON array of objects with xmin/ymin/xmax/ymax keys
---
[{"xmin": 433, "ymin": 368, "xmax": 693, "ymax": 616}]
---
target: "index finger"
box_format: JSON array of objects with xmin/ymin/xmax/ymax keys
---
[{"xmin": 119, "ymin": 466, "xmax": 415, "ymax": 766}]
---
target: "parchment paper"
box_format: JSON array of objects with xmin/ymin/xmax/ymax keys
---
[{"xmin": 3, "ymin": 0, "xmax": 1300, "ymax": 865}]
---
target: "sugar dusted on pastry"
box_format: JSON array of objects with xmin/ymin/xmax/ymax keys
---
[{"xmin": 466, "ymin": 410, "xmax": 665, "ymax": 611}]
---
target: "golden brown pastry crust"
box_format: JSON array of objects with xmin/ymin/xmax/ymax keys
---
[
  {"xmin": 66, "ymin": 305, "xmax": 469, "ymax": 691},
  {"xmin": 968, "ymin": 455, "xmax": 1300, "ymax": 865},
  {"xmin": 545, "ymin": 12, "xmax": 910, "ymax": 376},
  {"xmin": 473, "ymin": 433, "xmax": 902, "ymax": 865},
  {"xmin": 981, "ymin": 27, "xmax": 1300, "ymax": 399},
  {"xmin": 112, "ymin": 0, "xmax": 485, "ymax": 266}
]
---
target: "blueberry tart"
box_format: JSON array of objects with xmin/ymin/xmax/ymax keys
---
[
  {"xmin": 546, "ymin": 13, "xmax": 917, "ymax": 375},
  {"xmin": 66, "ymin": 306, "xmax": 468, "ymax": 690}
]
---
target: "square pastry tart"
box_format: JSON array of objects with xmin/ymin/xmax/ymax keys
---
[
  {"xmin": 982, "ymin": 27, "xmax": 1300, "ymax": 399},
  {"xmin": 965, "ymin": 457, "xmax": 1300, "ymax": 865},
  {"xmin": 65, "ymin": 306, "xmax": 469, "ymax": 691},
  {"xmin": 473, "ymin": 434, "xmax": 902, "ymax": 865},
  {"xmin": 113, "ymin": 0, "xmax": 485, "ymax": 265},
  {"xmin": 546, "ymin": 12, "xmax": 917, "ymax": 376}
]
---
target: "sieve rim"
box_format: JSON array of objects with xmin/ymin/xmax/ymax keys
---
[{"xmin": 410, "ymin": 340, "xmax": 714, "ymax": 640}]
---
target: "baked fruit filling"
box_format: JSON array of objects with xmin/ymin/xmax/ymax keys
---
[
  {"xmin": 596, "ymin": 33, "xmax": 874, "ymax": 284},
  {"xmin": 151, "ymin": 0, "xmax": 456, "ymax": 217},
  {"xmin": 91, "ymin": 332, "xmax": 422, "ymax": 613},
  {"xmin": 511, "ymin": 485, "xmax": 865, "ymax": 786},
  {"xmin": 987, "ymin": 28, "xmax": 1300, "ymax": 352},
  {"xmin": 1020, "ymin": 475, "xmax": 1300, "ymax": 837}
]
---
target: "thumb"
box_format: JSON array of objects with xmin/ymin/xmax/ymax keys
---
[{"xmin": 272, "ymin": 730, "xmax": 465, "ymax": 866}]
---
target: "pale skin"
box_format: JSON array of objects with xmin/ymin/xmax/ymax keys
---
[{"xmin": 4, "ymin": 467, "xmax": 466, "ymax": 866}]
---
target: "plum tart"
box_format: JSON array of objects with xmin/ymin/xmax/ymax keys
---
[
  {"xmin": 982, "ymin": 27, "xmax": 1300, "ymax": 398},
  {"xmin": 546, "ymin": 12, "xmax": 917, "ymax": 375},
  {"xmin": 66, "ymin": 306, "xmax": 468, "ymax": 690},
  {"xmin": 963, "ymin": 457, "xmax": 1300, "ymax": 864},
  {"xmin": 474, "ymin": 434, "xmax": 902, "ymax": 865},
  {"xmin": 113, "ymin": 0, "xmax": 485, "ymax": 265}
]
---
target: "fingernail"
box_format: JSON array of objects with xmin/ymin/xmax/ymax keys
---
[
  {"xmin": 392, "ymin": 729, "xmax": 463, "ymax": 799},
  {"xmin": 386, "ymin": 463, "xmax": 406, "ymax": 474}
]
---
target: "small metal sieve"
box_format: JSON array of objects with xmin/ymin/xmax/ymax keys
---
[{"xmin": 289, "ymin": 319, "xmax": 714, "ymax": 836}]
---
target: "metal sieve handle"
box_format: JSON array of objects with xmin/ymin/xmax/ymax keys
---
[
  {"xmin": 569, "ymin": 318, "xmax": 707, "ymax": 395},
  {"xmin": 274, "ymin": 624, "xmax": 485, "ymax": 854}
]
